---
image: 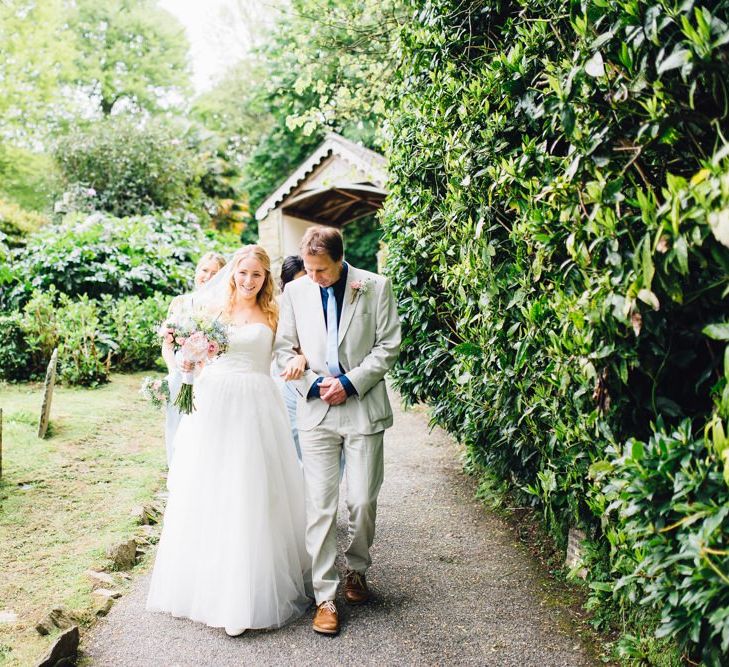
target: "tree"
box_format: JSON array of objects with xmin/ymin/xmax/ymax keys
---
[
  {"xmin": 69, "ymin": 0, "xmax": 191, "ymax": 116},
  {"xmin": 54, "ymin": 118, "xmax": 200, "ymax": 217},
  {"xmin": 191, "ymin": 56, "xmax": 273, "ymax": 166},
  {"xmin": 0, "ymin": 0, "xmax": 75, "ymax": 139},
  {"xmin": 231, "ymin": 0, "xmax": 406, "ymax": 238}
]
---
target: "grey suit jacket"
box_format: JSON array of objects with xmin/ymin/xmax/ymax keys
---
[{"xmin": 274, "ymin": 264, "xmax": 401, "ymax": 434}]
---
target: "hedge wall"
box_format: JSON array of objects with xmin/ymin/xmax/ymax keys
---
[{"xmin": 382, "ymin": 0, "xmax": 729, "ymax": 662}]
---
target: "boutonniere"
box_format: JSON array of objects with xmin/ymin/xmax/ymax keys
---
[{"xmin": 350, "ymin": 278, "xmax": 373, "ymax": 303}]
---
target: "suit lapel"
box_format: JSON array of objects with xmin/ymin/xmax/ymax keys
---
[
  {"xmin": 338, "ymin": 265, "xmax": 359, "ymax": 343},
  {"xmin": 303, "ymin": 277, "xmax": 327, "ymax": 338}
]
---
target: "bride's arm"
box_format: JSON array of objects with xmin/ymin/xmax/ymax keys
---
[
  {"xmin": 280, "ymin": 353, "xmax": 307, "ymax": 381},
  {"xmin": 161, "ymin": 296, "xmax": 185, "ymax": 373}
]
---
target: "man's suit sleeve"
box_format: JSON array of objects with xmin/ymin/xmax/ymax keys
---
[
  {"xmin": 274, "ymin": 285, "xmax": 319, "ymax": 398},
  {"xmin": 345, "ymin": 277, "xmax": 401, "ymax": 398}
]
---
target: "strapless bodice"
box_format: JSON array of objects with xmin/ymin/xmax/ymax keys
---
[{"xmin": 203, "ymin": 323, "xmax": 274, "ymax": 377}]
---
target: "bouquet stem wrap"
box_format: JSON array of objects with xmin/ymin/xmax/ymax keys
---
[{"xmin": 174, "ymin": 371, "xmax": 196, "ymax": 414}]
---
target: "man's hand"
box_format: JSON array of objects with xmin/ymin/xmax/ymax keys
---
[{"xmin": 319, "ymin": 377, "xmax": 347, "ymax": 405}]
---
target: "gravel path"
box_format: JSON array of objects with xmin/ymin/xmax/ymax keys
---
[{"xmin": 83, "ymin": 395, "xmax": 598, "ymax": 666}]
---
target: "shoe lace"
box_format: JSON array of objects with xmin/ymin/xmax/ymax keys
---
[
  {"xmin": 347, "ymin": 571, "xmax": 365, "ymax": 587},
  {"xmin": 320, "ymin": 600, "xmax": 337, "ymax": 613}
]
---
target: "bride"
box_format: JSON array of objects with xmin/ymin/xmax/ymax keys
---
[{"xmin": 146, "ymin": 245, "xmax": 311, "ymax": 636}]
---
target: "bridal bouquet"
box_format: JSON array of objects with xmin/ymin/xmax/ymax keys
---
[
  {"xmin": 158, "ymin": 315, "xmax": 229, "ymax": 414},
  {"xmin": 139, "ymin": 376, "xmax": 170, "ymax": 408}
]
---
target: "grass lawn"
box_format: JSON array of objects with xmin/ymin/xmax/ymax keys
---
[{"xmin": 0, "ymin": 372, "xmax": 167, "ymax": 666}]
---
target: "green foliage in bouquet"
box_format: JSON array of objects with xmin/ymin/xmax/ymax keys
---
[
  {"xmin": 382, "ymin": 0, "xmax": 729, "ymax": 660},
  {"xmin": 139, "ymin": 375, "xmax": 170, "ymax": 409}
]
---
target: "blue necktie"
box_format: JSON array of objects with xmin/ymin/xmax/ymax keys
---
[{"xmin": 325, "ymin": 287, "xmax": 340, "ymax": 377}]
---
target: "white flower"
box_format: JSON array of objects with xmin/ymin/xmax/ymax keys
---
[{"xmin": 709, "ymin": 208, "xmax": 729, "ymax": 248}]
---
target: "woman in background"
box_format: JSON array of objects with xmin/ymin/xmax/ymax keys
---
[{"xmin": 162, "ymin": 251, "xmax": 227, "ymax": 467}]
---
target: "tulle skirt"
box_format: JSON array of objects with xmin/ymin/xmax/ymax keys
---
[{"xmin": 146, "ymin": 366, "xmax": 311, "ymax": 630}]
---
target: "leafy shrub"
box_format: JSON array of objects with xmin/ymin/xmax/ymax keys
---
[
  {"xmin": 20, "ymin": 288, "xmax": 60, "ymax": 372},
  {"xmin": 56, "ymin": 295, "xmax": 113, "ymax": 387},
  {"xmin": 0, "ymin": 312, "xmax": 36, "ymax": 381},
  {"xmin": 600, "ymin": 420, "xmax": 729, "ymax": 667},
  {"xmin": 382, "ymin": 0, "xmax": 729, "ymax": 658},
  {"xmin": 101, "ymin": 293, "xmax": 168, "ymax": 371},
  {"xmin": 53, "ymin": 119, "xmax": 200, "ymax": 217},
  {"xmin": 0, "ymin": 199, "xmax": 49, "ymax": 247},
  {"xmin": 344, "ymin": 214, "xmax": 381, "ymax": 273},
  {"xmin": 0, "ymin": 211, "xmax": 235, "ymax": 310},
  {"xmin": 0, "ymin": 289, "xmax": 169, "ymax": 385}
]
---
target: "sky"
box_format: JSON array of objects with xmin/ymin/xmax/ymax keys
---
[{"xmin": 160, "ymin": 0, "xmax": 285, "ymax": 93}]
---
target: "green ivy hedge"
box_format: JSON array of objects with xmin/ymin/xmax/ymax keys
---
[{"xmin": 382, "ymin": 0, "xmax": 729, "ymax": 662}]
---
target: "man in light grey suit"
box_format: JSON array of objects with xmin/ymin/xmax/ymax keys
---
[{"xmin": 275, "ymin": 226, "xmax": 401, "ymax": 635}]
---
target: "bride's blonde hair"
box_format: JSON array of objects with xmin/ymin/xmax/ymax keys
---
[{"xmin": 226, "ymin": 245, "xmax": 278, "ymax": 330}]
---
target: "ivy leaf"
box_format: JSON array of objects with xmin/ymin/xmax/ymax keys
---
[
  {"xmin": 641, "ymin": 239, "xmax": 655, "ymax": 288},
  {"xmin": 703, "ymin": 323, "xmax": 729, "ymax": 340},
  {"xmin": 638, "ymin": 288, "xmax": 660, "ymax": 310},
  {"xmin": 584, "ymin": 51, "xmax": 605, "ymax": 77},
  {"xmin": 453, "ymin": 342, "xmax": 481, "ymax": 357},
  {"xmin": 674, "ymin": 236, "xmax": 689, "ymax": 275},
  {"xmin": 657, "ymin": 48, "xmax": 691, "ymax": 74},
  {"xmin": 561, "ymin": 105, "xmax": 576, "ymax": 136}
]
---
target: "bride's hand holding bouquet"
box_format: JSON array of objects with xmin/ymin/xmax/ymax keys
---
[{"xmin": 158, "ymin": 315, "xmax": 229, "ymax": 414}]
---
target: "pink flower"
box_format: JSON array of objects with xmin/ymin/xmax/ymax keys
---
[
  {"xmin": 349, "ymin": 278, "xmax": 372, "ymax": 303},
  {"xmin": 175, "ymin": 336, "xmax": 187, "ymax": 346},
  {"xmin": 182, "ymin": 332, "xmax": 211, "ymax": 363},
  {"xmin": 207, "ymin": 341, "xmax": 220, "ymax": 358}
]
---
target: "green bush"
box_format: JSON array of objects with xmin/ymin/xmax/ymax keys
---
[
  {"xmin": 56, "ymin": 295, "xmax": 112, "ymax": 387},
  {"xmin": 101, "ymin": 293, "xmax": 168, "ymax": 371},
  {"xmin": 382, "ymin": 0, "xmax": 729, "ymax": 660},
  {"xmin": 19, "ymin": 288, "xmax": 60, "ymax": 374},
  {"xmin": 343, "ymin": 214, "xmax": 381, "ymax": 273},
  {"xmin": 598, "ymin": 420, "xmax": 729, "ymax": 667},
  {"xmin": 0, "ymin": 199, "xmax": 49, "ymax": 247},
  {"xmin": 0, "ymin": 211, "xmax": 235, "ymax": 310},
  {"xmin": 0, "ymin": 312, "xmax": 37, "ymax": 381},
  {"xmin": 0, "ymin": 289, "xmax": 170, "ymax": 385},
  {"xmin": 2, "ymin": 289, "xmax": 109, "ymax": 387},
  {"xmin": 53, "ymin": 119, "xmax": 200, "ymax": 217}
]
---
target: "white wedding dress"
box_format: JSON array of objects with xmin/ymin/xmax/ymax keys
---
[{"xmin": 146, "ymin": 323, "xmax": 311, "ymax": 630}]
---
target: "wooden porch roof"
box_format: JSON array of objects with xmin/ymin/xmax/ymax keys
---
[{"xmin": 254, "ymin": 132, "xmax": 388, "ymax": 226}]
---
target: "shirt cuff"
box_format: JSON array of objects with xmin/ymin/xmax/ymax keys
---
[
  {"xmin": 307, "ymin": 377, "xmax": 324, "ymax": 399},
  {"xmin": 340, "ymin": 374, "xmax": 357, "ymax": 397}
]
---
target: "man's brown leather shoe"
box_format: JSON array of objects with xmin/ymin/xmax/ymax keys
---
[
  {"xmin": 312, "ymin": 601, "xmax": 339, "ymax": 635},
  {"xmin": 343, "ymin": 570, "xmax": 370, "ymax": 605}
]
